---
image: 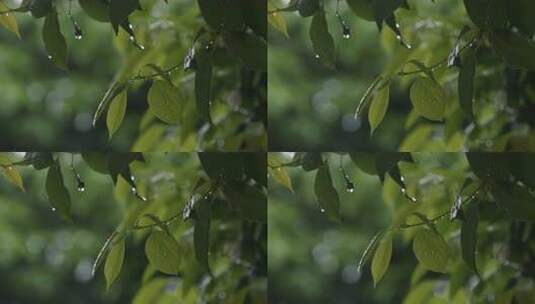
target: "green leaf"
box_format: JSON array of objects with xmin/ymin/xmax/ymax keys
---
[
  {"xmin": 30, "ymin": 0, "xmax": 52, "ymax": 18},
  {"xmin": 458, "ymin": 47, "xmax": 476, "ymax": 119},
  {"xmin": 147, "ymin": 80, "xmax": 182, "ymax": 124},
  {"xmin": 368, "ymin": 84, "xmax": 390, "ymax": 134},
  {"xmin": 402, "ymin": 281, "xmax": 435, "ymax": 304},
  {"xmin": 412, "ymin": 229, "xmax": 449, "ymax": 273},
  {"xmin": 298, "ymin": 152, "xmax": 324, "ymax": 171},
  {"xmin": 194, "ymin": 198, "xmax": 211, "ymax": 272},
  {"xmin": 268, "ymin": 154, "xmax": 293, "ymax": 192},
  {"xmin": 410, "ymin": 77, "xmax": 447, "ymax": 121},
  {"xmin": 461, "ymin": 203, "xmax": 479, "ymax": 275},
  {"xmin": 268, "ymin": 1, "xmax": 289, "ymax": 37},
  {"xmin": 243, "ymin": 153, "xmax": 267, "ymax": 187},
  {"xmin": 298, "ymin": 0, "xmax": 320, "ymax": 17},
  {"xmin": 507, "ymin": 0, "xmax": 535, "ymax": 35},
  {"xmin": 314, "ymin": 161, "xmax": 340, "ymax": 222},
  {"xmin": 93, "ymin": 82, "xmax": 128, "ymax": 127},
  {"xmin": 104, "ymin": 237, "xmax": 125, "ymax": 290},
  {"xmin": 346, "ymin": 0, "xmax": 374, "ymax": 21},
  {"xmin": 357, "ymin": 230, "xmax": 385, "ymax": 273},
  {"xmin": 43, "ymin": 10, "xmax": 68, "ymax": 69},
  {"xmin": 132, "ymin": 278, "xmax": 167, "ymax": 304},
  {"xmin": 371, "ymin": 232, "xmax": 393, "ymax": 286},
  {"xmin": 241, "ymin": 0, "xmax": 267, "ymax": 37},
  {"xmin": 198, "ymin": 153, "xmax": 244, "ymax": 182},
  {"xmin": 46, "ymin": 160, "xmax": 72, "ymax": 222},
  {"xmin": 0, "ymin": 2, "xmax": 21, "ymax": 38},
  {"xmin": 310, "ymin": 11, "xmax": 335, "ymax": 67},
  {"xmin": 492, "ymin": 182, "xmax": 535, "ymax": 222},
  {"xmin": 19, "ymin": 152, "xmax": 54, "ymax": 170},
  {"xmin": 106, "ymin": 90, "xmax": 127, "ymax": 139},
  {"xmin": 224, "ymin": 31, "xmax": 267, "ymax": 71},
  {"xmin": 109, "ymin": 0, "xmax": 138, "ymax": 33},
  {"xmin": 195, "ymin": 47, "xmax": 213, "ymax": 124},
  {"xmin": 349, "ymin": 152, "xmax": 377, "ymax": 175},
  {"xmin": 197, "ymin": 0, "xmax": 244, "ymax": 31},
  {"xmin": 2, "ymin": 166, "xmax": 25, "ymax": 191},
  {"xmin": 79, "ymin": 0, "xmax": 110, "ymax": 23},
  {"xmin": 490, "ymin": 30, "xmax": 535, "ymax": 71},
  {"xmin": 82, "ymin": 152, "xmax": 109, "ymax": 174},
  {"xmin": 224, "ymin": 184, "xmax": 267, "ymax": 223},
  {"xmin": 463, "ymin": 0, "xmax": 507, "ymax": 29},
  {"xmin": 145, "ymin": 231, "xmax": 181, "ymax": 275},
  {"xmin": 372, "ymin": 0, "xmax": 404, "ymax": 27}
]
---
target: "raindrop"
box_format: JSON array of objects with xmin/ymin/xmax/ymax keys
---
[
  {"xmin": 77, "ymin": 182, "xmax": 86, "ymax": 192},
  {"xmin": 47, "ymin": 55, "xmax": 53, "ymax": 60},
  {"xmin": 51, "ymin": 207, "xmax": 56, "ymax": 212},
  {"xmin": 314, "ymin": 54, "xmax": 320, "ymax": 59},
  {"xmin": 342, "ymin": 27, "xmax": 351, "ymax": 39},
  {"xmin": 346, "ymin": 182, "xmax": 355, "ymax": 193},
  {"xmin": 73, "ymin": 21, "xmax": 83, "ymax": 40},
  {"xmin": 128, "ymin": 35, "xmax": 145, "ymax": 50},
  {"xmin": 320, "ymin": 208, "xmax": 325, "ymax": 213}
]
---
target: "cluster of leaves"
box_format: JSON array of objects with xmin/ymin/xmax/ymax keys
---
[
  {"xmin": 269, "ymin": 152, "xmax": 535, "ymax": 303},
  {"xmin": 269, "ymin": 0, "xmax": 535, "ymax": 151},
  {"xmin": 0, "ymin": 152, "xmax": 267, "ymax": 303},
  {"xmin": 0, "ymin": 0, "xmax": 267, "ymax": 150}
]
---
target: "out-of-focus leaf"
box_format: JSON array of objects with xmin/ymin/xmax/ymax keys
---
[
  {"xmin": 197, "ymin": 0, "xmax": 244, "ymax": 31},
  {"xmin": 43, "ymin": 10, "xmax": 68, "ymax": 69},
  {"xmin": 349, "ymin": 152, "xmax": 377, "ymax": 175},
  {"xmin": 371, "ymin": 232, "xmax": 393, "ymax": 286},
  {"xmin": 372, "ymin": 0, "xmax": 403, "ymax": 27},
  {"xmin": 82, "ymin": 152, "xmax": 109, "ymax": 174},
  {"xmin": 132, "ymin": 278, "xmax": 167, "ymax": 304},
  {"xmin": 198, "ymin": 153, "xmax": 244, "ymax": 183},
  {"xmin": 310, "ymin": 11, "xmax": 335, "ymax": 67},
  {"xmin": 463, "ymin": 0, "xmax": 507, "ymax": 29},
  {"xmin": 492, "ymin": 182, "xmax": 535, "ymax": 222},
  {"xmin": 507, "ymin": 0, "xmax": 535, "ymax": 35},
  {"xmin": 490, "ymin": 30, "xmax": 535, "ymax": 71},
  {"xmin": 104, "ymin": 237, "xmax": 125, "ymax": 290},
  {"xmin": 268, "ymin": 1, "xmax": 288, "ymax": 37},
  {"xmin": 243, "ymin": 153, "xmax": 267, "ymax": 187},
  {"xmin": 298, "ymin": 0, "xmax": 320, "ymax": 17},
  {"xmin": 106, "ymin": 90, "xmax": 128, "ymax": 139},
  {"xmin": 224, "ymin": 183, "xmax": 267, "ymax": 223},
  {"xmin": 30, "ymin": 0, "xmax": 52, "ymax": 18},
  {"xmin": 412, "ymin": 229, "xmax": 449, "ymax": 273},
  {"xmin": 410, "ymin": 77, "xmax": 447, "ymax": 121},
  {"xmin": 145, "ymin": 231, "xmax": 181, "ymax": 275},
  {"xmin": 314, "ymin": 161, "xmax": 340, "ymax": 222},
  {"xmin": 242, "ymin": 0, "xmax": 266, "ymax": 37},
  {"xmin": 2, "ymin": 166, "xmax": 24, "ymax": 191}
]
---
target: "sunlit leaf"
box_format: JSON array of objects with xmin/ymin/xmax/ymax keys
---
[
  {"xmin": 371, "ymin": 232, "xmax": 393, "ymax": 286},
  {"xmin": 147, "ymin": 80, "xmax": 182, "ymax": 124},
  {"xmin": 224, "ymin": 183, "xmax": 267, "ymax": 223},
  {"xmin": 268, "ymin": 1, "xmax": 288, "ymax": 37},
  {"xmin": 268, "ymin": 154, "xmax": 293, "ymax": 192},
  {"xmin": 145, "ymin": 231, "xmax": 181, "ymax": 275},
  {"xmin": 30, "ymin": 0, "xmax": 52, "ymax": 18},
  {"xmin": 106, "ymin": 90, "xmax": 128, "ymax": 139},
  {"xmin": 410, "ymin": 77, "xmax": 447, "ymax": 121},
  {"xmin": 368, "ymin": 84, "xmax": 390, "ymax": 134},
  {"xmin": 298, "ymin": 0, "xmax": 320, "ymax": 17},
  {"xmin": 104, "ymin": 237, "xmax": 125, "ymax": 290},
  {"xmin": 463, "ymin": 0, "xmax": 507, "ymax": 29},
  {"xmin": 0, "ymin": 2, "xmax": 21, "ymax": 38},
  {"xmin": 2, "ymin": 165, "xmax": 24, "ymax": 191},
  {"xmin": 492, "ymin": 182, "xmax": 535, "ymax": 222},
  {"xmin": 412, "ymin": 229, "xmax": 449, "ymax": 273},
  {"xmin": 458, "ymin": 47, "xmax": 476, "ymax": 119}
]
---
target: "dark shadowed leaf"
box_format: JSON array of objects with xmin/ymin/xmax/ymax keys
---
[
  {"xmin": 463, "ymin": 0, "xmax": 507, "ymax": 29},
  {"xmin": 43, "ymin": 10, "xmax": 68, "ymax": 69},
  {"xmin": 369, "ymin": 84, "xmax": 390, "ymax": 134},
  {"xmin": 46, "ymin": 160, "xmax": 72, "ymax": 222},
  {"xmin": 224, "ymin": 184, "xmax": 267, "ymax": 223},
  {"xmin": 298, "ymin": 0, "xmax": 320, "ymax": 17},
  {"xmin": 198, "ymin": 153, "xmax": 244, "ymax": 182},
  {"xmin": 194, "ymin": 198, "xmax": 211, "ymax": 272},
  {"xmin": 314, "ymin": 161, "xmax": 340, "ymax": 222},
  {"xmin": 490, "ymin": 30, "xmax": 535, "ymax": 71},
  {"xmin": 461, "ymin": 202, "xmax": 479, "ymax": 275},
  {"xmin": 224, "ymin": 32, "xmax": 267, "ymax": 71},
  {"xmin": 310, "ymin": 11, "xmax": 335, "ymax": 67},
  {"xmin": 195, "ymin": 47, "xmax": 213, "ymax": 124},
  {"xmin": 30, "ymin": 0, "xmax": 52, "ymax": 18},
  {"xmin": 458, "ymin": 47, "xmax": 476, "ymax": 119}
]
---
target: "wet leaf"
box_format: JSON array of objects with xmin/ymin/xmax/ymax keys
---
[
  {"xmin": 46, "ymin": 160, "xmax": 72, "ymax": 222},
  {"xmin": 461, "ymin": 203, "xmax": 479, "ymax": 275},
  {"xmin": 372, "ymin": 0, "xmax": 404, "ymax": 27},
  {"xmin": 458, "ymin": 47, "xmax": 476, "ymax": 119},
  {"xmin": 463, "ymin": 0, "xmax": 507, "ymax": 29},
  {"xmin": 314, "ymin": 161, "xmax": 340, "ymax": 222},
  {"xmin": 145, "ymin": 231, "xmax": 181, "ymax": 275},
  {"xmin": 2, "ymin": 166, "xmax": 24, "ymax": 191},
  {"xmin": 147, "ymin": 80, "xmax": 182, "ymax": 124},
  {"xmin": 310, "ymin": 11, "xmax": 335, "ymax": 67},
  {"xmin": 43, "ymin": 10, "xmax": 68, "ymax": 69},
  {"xmin": 198, "ymin": 153, "xmax": 244, "ymax": 182},
  {"xmin": 412, "ymin": 229, "xmax": 449, "ymax": 273},
  {"xmin": 369, "ymin": 84, "xmax": 390, "ymax": 134},
  {"xmin": 106, "ymin": 90, "xmax": 128, "ymax": 139},
  {"xmin": 104, "ymin": 237, "xmax": 125, "ymax": 290},
  {"xmin": 346, "ymin": 0, "xmax": 374, "ymax": 21},
  {"xmin": 492, "ymin": 182, "xmax": 535, "ymax": 222},
  {"xmin": 410, "ymin": 77, "xmax": 447, "ymax": 121},
  {"xmin": 371, "ymin": 232, "xmax": 393, "ymax": 286}
]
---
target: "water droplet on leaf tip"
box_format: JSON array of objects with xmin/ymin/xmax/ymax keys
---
[
  {"xmin": 51, "ymin": 207, "xmax": 56, "ymax": 211},
  {"xmin": 314, "ymin": 54, "xmax": 320, "ymax": 59},
  {"xmin": 320, "ymin": 208, "xmax": 325, "ymax": 213},
  {"xmin": 47, "ymin": 55, "xmax": 52, "ymax": 60}
]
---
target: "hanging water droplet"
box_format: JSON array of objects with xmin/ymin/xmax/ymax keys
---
[
  {"xmin": 342, "ymin": 27, "xmax": 352, "ymax": 39},
  {"xmin": 77, "ymin": 182, "xmax": 86, "ymax": 192},
  {"xmin": 73, "ymin": 21, "xmax": 83, "ymax": 40},
  {"xmin": 315, "ymin": 54, "xmax": 320, "ymax": 59},
  {"xmin": 47, "ymin": 55, "xmax": 52, "ymax": 60},
  {"xmin": 51, "ymin": 207, "xmax": 56, "ymax": 212},
  {"xmin": 320, "ymin": 208, "xmax": 325, "ymax": 213},
  {"xmin": 346, "ymin": 182, "xmax": 355, "ymax": 193}
]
